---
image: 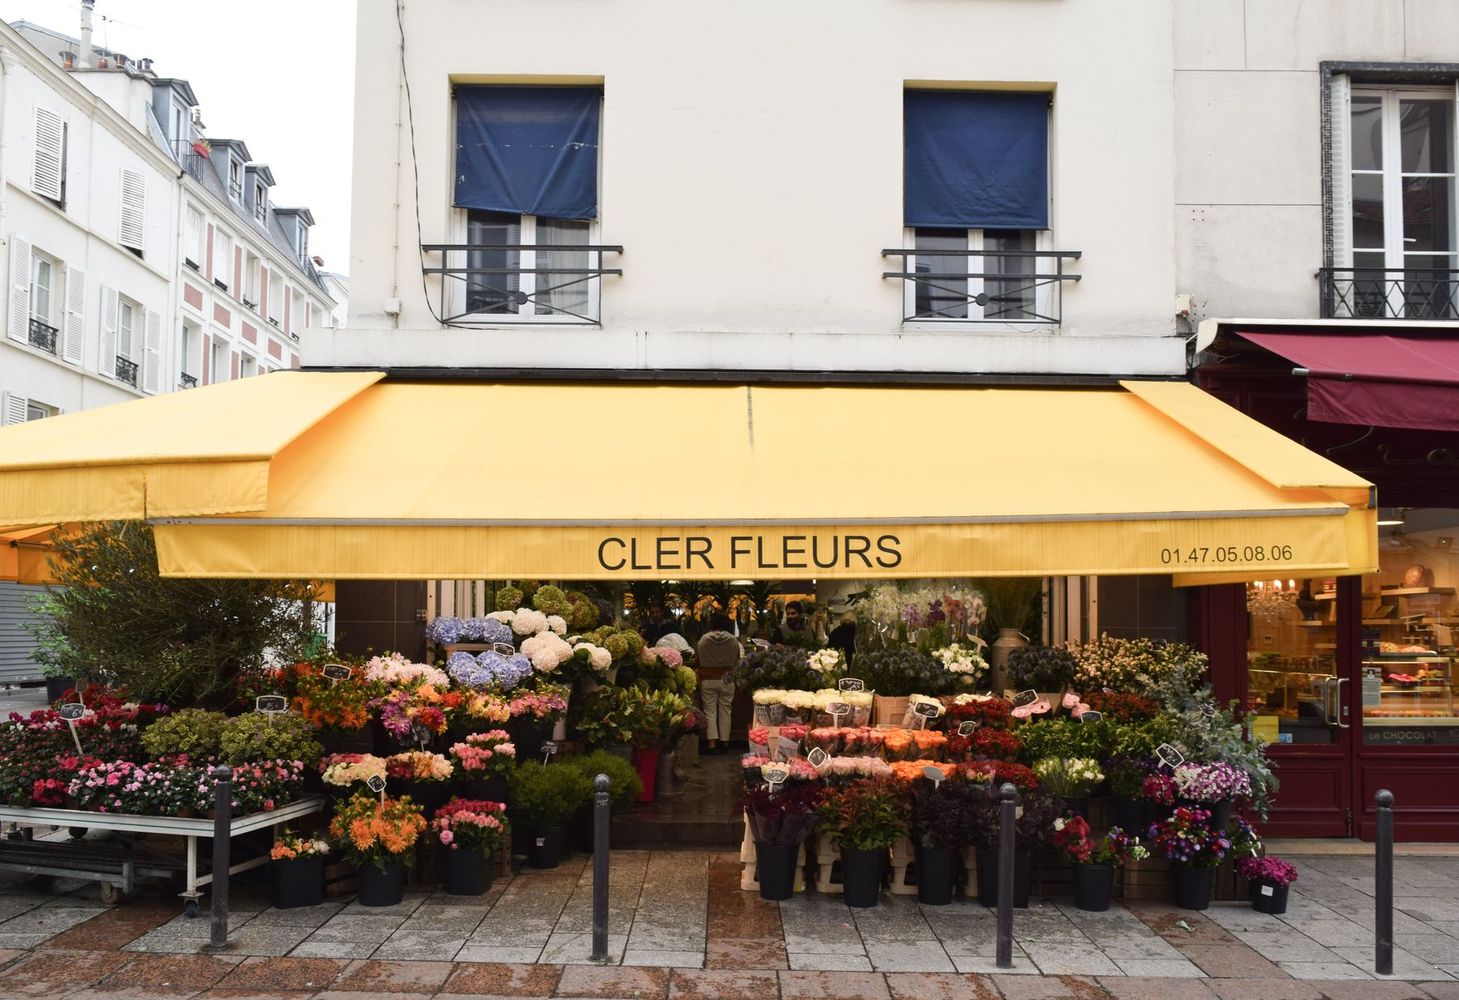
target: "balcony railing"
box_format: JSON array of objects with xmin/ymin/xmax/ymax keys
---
[
  {"xmin": 27, "ymin": 317, "xmax": 58, "ymax": 355},
  {"xmin": 115, "ymin": 356, "xmax": 139, "ymax": 387},
  {"xmin": 421, "ymin": 243, "xmax": 623, "ymax": 326},
  {"xmin": 179, "ymin": 372, "xmax": 198, "ymax": 389},
  {"xmin": 1318, "ymin": 267, "xmax": 1459, "ymax": 320},
  {"xmin": 881, "ymin": 248, "xmax": 1082, "ymax": 325}
]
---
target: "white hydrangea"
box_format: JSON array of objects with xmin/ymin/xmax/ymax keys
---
[
  {"xmin": 511, "ymin": 609, "xmax": 548, "ymax": 636},
  {"xmin": 547, "ymin": 615, "xmax": 568, "ymax": 636}
]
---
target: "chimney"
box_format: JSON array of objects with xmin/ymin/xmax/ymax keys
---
[{"xmin": 79, "ymin": 0, "xmax": 95, "ymax": 69}]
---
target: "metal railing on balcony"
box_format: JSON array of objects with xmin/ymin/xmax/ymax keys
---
[
  {"xmin": 881, "ymin": 248, "xmax": 1082, "ymax": 324},
  {"xmin": 179, "ymin": 372, "xmax": 198, "ymax": 389},
  {"xmin": 115, "ymin": 356, "xmax": 139, "ymax": 387},
  {"xmin": 1318, "ymin": 267, "xmax": 1459, "ymax": 320},
  {"xmin": 421, "ymin": 243, "xmax": 623, "ymax": 326},
  {"xmin": 27, "ymin": 317, "xmax": 58, "ymax": 355}
]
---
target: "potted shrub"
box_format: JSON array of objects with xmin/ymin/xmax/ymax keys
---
[
  {"xmin": 910, "ymin": 778, "xmax": 979, "ymax": 905},
  {"xmin": 219, "ymin": 712, "xmax": 323, "ymax": 769},
  {"xmin": 817, "ymin": 778, "xmax": 907, "ymax": 908},
  {"xmin": 1051, "ymin": 815, "xmax": 1147, "ymax": 911},
  {"xmin": 385, "ymin": 751, "xmax": 454, "ymax": 818},
  {"xmin": 448, "ymin": 730, "xmax": 515, "ymax": 803},
  {"xmin": 329, "ymin": 792, "xmax": 426, "ymax": 907},
  {"xmin": 139, "ymin": 709, "xmax": 227, "ymax": 760},
  {"xmin": 1171, "ymin": 762, "xmax": 1252, "ymax": 832},
  {"xmin": 507, "ymin": 761, "xmax": 593, "ymax": 869},
  {"xmin": 969, "ymin": 785, "xmax": 1058, "ymax": 909},
  {"xmin": 1238, "ymin": 856, "xmax": 1298, "ymax": 914},
  {"xmin": 269, "ymin": 832, "xmax": 330, "ymax": 909},
  {"xmin": 1031, "ymin": 757, "xmax": 1104, "ymax": 818},
  {"xmin": 563, "ymin": 751, "xmax": 642, "ymax": 852},
  {"xmin": 743, "ymin": 780, "xmax": 822, "ymax": 901},
  {"xmin": 1147, "ymin": 806, "xmax": 1233, "ymax": 910},
  {"xmin": 1103, "ymin": 754, "xmax": 1156, "ymax": 833},
  {"xmin": 432, "ymin": 797, "xmax": 507, "ymax": 896}
]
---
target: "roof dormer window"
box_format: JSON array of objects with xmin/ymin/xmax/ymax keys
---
[
  {"xmin": 228, "ymin": 158, "xmax": 242, "ymax": 201},
  {"xmin": 253, "ymin": 178, "xmax": 267, "ymax": 223}
]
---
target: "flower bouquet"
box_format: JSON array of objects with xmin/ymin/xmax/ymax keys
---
[
  {"xmin": 1147, "ymin": 807, "xmax": 1233, "ymax": 910},
  {"xmin": 734, "ymin": 646, "xmax": 823, "ymax": 696},
  {"xmin": 814, "ymin": 755, "xmax": 893, "ymax": 784},
  {"xmin": 386, "ymin": 751, "xmax": 454, "ymax": 817},
  {"xmin": 1172, "ymin": 761, "xmax": 1252, "ymax": 830},
  {"xmin": 320, "ymin": 752, "xmax": 387, "ymax": 810},
  {"xmin": 816, "ymin": 778, "xmax": 908, "ymax": 908},
  {"xmin": 269, "ymin": 832, "xmax": 330, "ymax": 909},
  {"xmin": 1238, "ymin": 855, "xmax": 1298, "ymax": 914},
  {"xmin": 743, "ymin": 780, "xmax": 823, "ymax": 901},
  {"xmin": 449, "ymin": 730, "xmax": 515, "ymax": 800},
  {"xmin": 931, "ymin": 643, "xmax": 988, "ymax": 687},
  {"xmin": 447, "ymin": 649, "xmax": 534, "ymax": 692},
  {"xmin": 946, "ymin": 694, "xmax": 1014, "ymax": 729},
  {"xmin": 1032, "ymin": 757, "xmax": 1105, "ymax": 816},
  {"xmin": 432, "ymin": 797, "xmax": 508, "ymax": 896},
  {"xmin": 1052, "ymin": 814, "xmax": 1148, "ymax": 911},
  {"xmin": 291, "ymin": 661, "xmax": 375, "ymax": 731},
  {"xmin": 363, "ymin": 652, "xmax": 449, "ymax": 689},
  {"xmin": 909, "ymin": 776, "xmax": 981, "ymax": 904},
  {"xmin": 507, "ymin": 682, "xmax": 571, "ymax": 761},
  {"xmin": 948, "ymin": 727, "xmax": 1022, "ymax": 762},
  {"xmin": 329, "ymin": 792, "xmax": 427, "ymax": 906}
]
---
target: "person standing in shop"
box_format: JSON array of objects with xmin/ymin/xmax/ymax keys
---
[
  {"xmin": 695, "ymin": 613, "xmax": 742, "ymax": 755},
  {"xmin": 641, "ymin": 602, "xmax": 676, "ymax": 646},
  {"xmin": 771, "ymin": 600, "xmax": 816, "ymax": 647}
]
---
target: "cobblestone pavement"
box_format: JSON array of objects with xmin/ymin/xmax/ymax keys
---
[{"xmin": 0, "ymin": 850, "xmax": 1454, "ymax": 998}]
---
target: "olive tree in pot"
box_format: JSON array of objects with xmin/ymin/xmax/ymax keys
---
[
  {"xmin": 817, "ymin": 778, "xmax": 908, "ymax": 908},
  {"xmin": 506, "ymin": 762, "xmax": 593, "ymax": 869}
]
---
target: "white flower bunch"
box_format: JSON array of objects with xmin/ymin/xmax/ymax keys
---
[
  {"xmin": 908, "ymin": 693, "xmax": 943, "ymax": 710},
  {"xmin": 781, "ymin": 689, "xmax": 817, "ymax": 711},
  {"xmin": 752, "ymin": 688, "xmax": 788, "ymax": 705},
  {"xmin": 510, "ymin": 609, "xmax": 549, "ymax": 636},
  {"xmin": 819, "ymin": 756, "xmax": 893, "ymax": 779},
  {"xmin": 952, "ymin": 692, "xmax": 994, "ymax": 705},
  {"xmin": 806, "ymin": 649, "xmax": 844, "ymax": 675},
  {"xmin": 573, "ymin": 642, "xmax": 612, "ymax": 671},
  {"xmin": 547, "ymin": 615, "xmax": 568, "ymax": 636},
  {"xmin": 521, "ymin": 631, "xmax": 572, "ymax": 672},
  {"xmin": 933, "ymin": 643, "xmax": 987, "ymax": 678}
]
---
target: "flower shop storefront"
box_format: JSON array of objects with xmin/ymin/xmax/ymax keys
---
[{"xmin": 0, "ymin": 372, "xmax": 1380, "ymax": 910}]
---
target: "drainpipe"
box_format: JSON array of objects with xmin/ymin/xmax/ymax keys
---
[
  {"xmin": 79, "ymin": 0, "xmax": 96, "ymax": 70},
  {"xmin": 0, "ymin": 46, "xmax": 14, "ymax": 349}
]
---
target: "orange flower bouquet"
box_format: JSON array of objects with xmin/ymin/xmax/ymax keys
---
[
  {"xmin": 329, "ymin": 792, "xmax": 427, "ymax": 872},
  {"xmin": 291, "ymin": 661, "xmax": 376, "ymax": 731}
]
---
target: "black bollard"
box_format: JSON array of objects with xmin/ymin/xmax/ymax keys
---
[
  {"xmin": 591, "ymin": 774, "xmax": 610, "ymax": 962},
  {"xmin": 1375, "ymin": 789, "xmax": 1394, "ymax": 975},
  {"xmin": 209, "ymin": 765, "xmax": 233, "ymax": 949},
  {"xmin": 996, "ymin": 781, "xmax": 1018, "ymax": 970}
]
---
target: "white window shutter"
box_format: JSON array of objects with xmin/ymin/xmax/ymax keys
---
[
  {"xmin": 119, "ymin": 169, "xmax": 146, "ymax": 252},
  {"xmin": 31, "ymin": 107, "xmax": 63, "ymax": 202},
  {"xmin": 98, "ymin": 284, "xmax": 118, "ymax": 378},
  {"xmin": 2, "ymin": 392, "xmax": 28, "ymax": 425},
  {"xmin": 61, "ymin": 264, "xmax": 85, "ymax": 364},
  {"xmin": 7, "ymin": 237, "xmax": 31, "ymax": 343},
  {"xmin": 1330, "ymin": 74, "xmax": 1352, "ymax": 268},
  {"xmin": 142, "ymin": 308, "xmax": 161, "ymax": 393}
]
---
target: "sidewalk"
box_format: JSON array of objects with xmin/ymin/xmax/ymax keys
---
[{"xmin": 0, "ymin": 850, "xmax": 1453, "ymax": 999}]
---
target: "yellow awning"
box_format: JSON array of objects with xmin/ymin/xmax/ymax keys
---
[
  {"xmin": 0, "ymin": 524, "xmax": 62, "ymax": 584},
  {"xmin": 0, "ymin": 374, "xmax": 1377, "ymax": 581}
]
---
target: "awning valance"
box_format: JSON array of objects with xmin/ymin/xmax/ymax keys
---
[
  {"xmin": 0, "ymin": 374, "xmax": 1376, "ymax": 581},
  {"xmin": 1235, "ymin": 328, "xmax": 1459, "ymax": 433}
]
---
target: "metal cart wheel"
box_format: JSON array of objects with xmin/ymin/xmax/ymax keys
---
[
  {"xmin": 98, "ymin": 882, "xmax": 123, "ymax": 905},
  {"xmin": 68, "ymin": 827, "xmax": 88, "ymax": 840},
  {"xmin": 182, "ymin": 897, "xmax": 199, "ymax": 918}
]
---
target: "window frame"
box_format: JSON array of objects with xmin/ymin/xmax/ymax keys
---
[
  {"xmin": 901, "ymin": 227, "xmax": 1056, "ymax": 328},
  {"xmin": 253, "ymin": 179, "xmax": 268, "ymax": 223},
  {"xmin": 117, "ymin": 297, "xmax": 136, "ymax": 360},
  {"xmin": 29, "ymin": 252, "xmax": 55, "ymax": 328},
  {"xmin": 450, "ymin": 209, "xmax": 600, "ymax": 324},
  {"xmin": 184, "ymin": 204, "xmax": 204, "ymax": 268},
  {"xmin": 214, "ymin": 230, "xmax": 234, "ymax": 292}
]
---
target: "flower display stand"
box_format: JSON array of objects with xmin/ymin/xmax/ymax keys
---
[
  {"xmin": 1121, "ymin": 855, "xmax": 1172, "ymax": 901},
  {"xmin": 737, "ymin": 815, "xmax": 805, "ymax": 893},
  {"xmin": 962, "ymin": 845, "xmax": 979, "ymax": 899},
  {"xmin": 887, "ymin": 835, "xmax": 917, "ymax": 895},
  {"xmin": 813, "ymin": 831, "xmax": 842, "ymax": 896}
]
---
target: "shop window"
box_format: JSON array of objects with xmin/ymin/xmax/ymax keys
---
[
  {"xmin": 1245, "ymin": 577, "xmax": 1341, "ymax": 747},
  {"xmin": 464, "ymin": 210, "xmax": 592, "ymax": 320}
]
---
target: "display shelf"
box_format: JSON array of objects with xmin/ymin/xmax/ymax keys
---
[{"xmin": 1376, "ymin": 587, "xmax": 1456, "ymax": 597}]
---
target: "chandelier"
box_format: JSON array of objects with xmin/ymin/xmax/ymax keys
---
[{"xmin": 1246, "ymin": 579, "xmax": 1298, "ymax": 624}]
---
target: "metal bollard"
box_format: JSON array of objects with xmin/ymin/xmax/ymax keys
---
[
  {"xmin": 209, "ymin": 765, "xmax": 232, "ymax": 949},
  {"xmin": 996, "ymin": 782, "xmax": 1018, "ymax": 970},
  {"xmin": 590, "ymin": 774, "xmax": 610, "ymax": 962},
  {"xmin": 1375, "ymin": 789, "xmax": 1394, "ymax": 975}
]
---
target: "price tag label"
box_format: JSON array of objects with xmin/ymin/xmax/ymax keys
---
[
  {"xmin": 322, "ymin": 663, "xmax": 353, "ymax": 681},
  {"xmin": 1200, "ymin": 703, "xmax": 1218, "ymax": 718},
  {"xmin": 58, "ymin": 703, "xmax": 89, "ymax": 721},
  {"xmin": 255, "ymin": 694, "xmax": 288, "ymax": 714},
  {"xmin": 922, "ymin": 764, "xmax": 945, "ymax": 788},
  {"xmin": 763, "ymin": 763, "xmax": 790, "ymax": 789},
  {"xmin": 1012, "ymin": 689, "xmax": 1039, "ymax": 708},
  {"xmin": 1078, "ymin": 710, "xmax": 1104, "ymax": 724},
  {"xmin": 366, "ymin": 775, "xmax": 387, "ymax": 794},
  {"xmin": 412, "ymin": 723, "xmax": 432, "ymax": 747},
  {"xmin": 492, "ymin": 642, "xmax": 516, "ymax": 657},
  {"xmin": 807, "ymin": 747, "xmax": 829, "ymax": 768},
  {"xmin": 1156, "ymin": 743, "xmax": 1186, "ymax": 768},
  {"xmin": 913, "ymin": 701, "xmax": 943, "ymax": 719},
  {"xmin": 837, "ymin": 677, "xmax": 865, "ymax": 692},
  {"xmin": 957, "ymin": 720, "xmax": 978, "ymax": 737},
  {"xmin": 1259, "ymin": 884, "xmax": 1275, "ymax": 897},
  {"xmin": 541, "ymin": 740, "xmax": 558, "ymax": 764}
]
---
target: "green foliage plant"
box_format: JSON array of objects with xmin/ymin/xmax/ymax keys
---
[
  {"xmin": 506, "ymin": 761, "xmax": 594, "ymax": 831},
  {"xmin": 563, "ymin": 751, "xmax": 642, "ymax": 809},
  {"xmin": 219, "ymin": 711, "xmax": 323, "ymax": 766},
  {"xmin": 1006, "ymin": 645, "xmax": 1077, "ymax": 693},
  {"xmin": 817, "ymin": 777, "xmax": 909, "ymax": 851},
  {"xmin": 141, "ymin": 708, "xmax": 227, "ymax": 759}
]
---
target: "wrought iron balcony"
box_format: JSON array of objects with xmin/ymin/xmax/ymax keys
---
[
  {"xmin": 179, "ymin": 372, "xmax": 198, "ymax": 389},
  {"xmin": 421, "ymin": 243, "xmax": 623, "ymax": 325},
  {"xmin": 1318, "ymin": 267, "xmax": 1459, "ymax": 320},
  {"xmin": 881, "ymin": 248, "xmax": 1082, "ymax": 324},
  {"xmin": 27, "ymin": 317, "xmax": 58, "ymax": 355},
  {"xmin": 115, "ymin": 356, "xmax": 139, "ymax": 387}
]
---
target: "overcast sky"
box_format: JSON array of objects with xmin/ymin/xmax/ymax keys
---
[{"xmin": 0, "ymin": 0, "xmax": 356, "ymax": 270}]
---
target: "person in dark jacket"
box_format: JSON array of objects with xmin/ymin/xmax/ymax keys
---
[{"xmin": 695, "ymin": 613, "xmax": 742, "ymax": 754}]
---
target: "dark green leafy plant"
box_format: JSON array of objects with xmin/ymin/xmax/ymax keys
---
[
  {"xmin": 817, "ymin": 778, "xmax": 908, "ymax": 851},
  {"xmin": 732, "ymin": 645, "xmax": 817, "ymax": 691},
  {"xmin": 219, "ymin": 711, "xmax": 322, "ymax": 766},
  {"xmin": 911, "ymin": 778, "xmax": 981, "ymax": 849},
  {"xmin": 1017, "ymin": 719, "xmax": 1118, "ymax": 764},
  {"xmin": 507, "ymin": 761, "xmax": 594, "ymax": 830},
  {"xmin": 855, "ymin": 645, "xmax": 966, "ymax": 697},
  {"xmin": 28, "ymin": 521, "xmax": 317, "ymax": 706},
  {"xmin": 140, "ymin": 708, "xmax": 227, "ymax": 759},
  {"xmin": 1006, "ymin": 645, "xmax": 1077, "ymax": 692},
  {"xmin": 562, "ymin": 751, "xmax": 642, "ymax": 809}
]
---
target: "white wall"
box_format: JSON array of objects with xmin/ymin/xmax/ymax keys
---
[
  {"xmin": 317, "ymin": 0, "xmax": 1185, "ymax": 376},
  {"xmin": 1172, "ymin": 0, "xmax": 1459, "ymax": 323}
]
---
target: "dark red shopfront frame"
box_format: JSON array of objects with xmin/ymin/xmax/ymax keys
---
[{"xmin": 1194, "ymin": 341, "xmax": 1459, "ymax": 842}]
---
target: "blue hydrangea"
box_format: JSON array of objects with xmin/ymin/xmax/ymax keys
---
[
  {"xmin": 461, "ymin": 617, "xmax": 491, "ymax": 641},
  {"xmin": 447, "ymin": 650, "xmax": 485, "ymax": 686},
  {"xmin": 427, "ymin": 616, "xmax": 464, "ymax": 644},
  {"xmin": 480, "ymin": 618, "xmax": 514, "ymax": 647}
]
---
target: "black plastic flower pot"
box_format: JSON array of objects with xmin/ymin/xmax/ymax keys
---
[
  {"xmin": 357, "ymin": 862, "xmax": 406, "ymax": 907},
  {"xmin": 840, "ymin": 847, "xmax": 885, "ymax": 909},
  {"xmin": 1072, "ymin": 862, "xmax": 1115, "ymax": 912},
  {"xmin": 915, "ymin": 844, "xmax": 957, "ymax": 906},
  {"xmin": 1205, "ymin": 799, "xmax": 1232, "ymax": 832},
  {"xmin": 1172, "ymin": 863, "xmax": 1215, "ymax": 911},
  {"xmin": 463, "ymin": 774, "xmax": 508, "ymax": 805},
  {"xmin": 1110, "ymin": 796, "xmax": 1143, "ymax": 835},
  {"xmin": 405, "ymin": 780, "xmax": 451, "ymax": 819},
  {"xmin": 1249, "ymin": 878, "xmax": 1289, "ymax": 915},
  {"xmin": 444, "ymin": 848, "xmax": 492, "ymax": 896},
  {"xmin": 755, "ymin": 841, "xmax": 800, "ymax": 901},
  {"xmin": 527, "ymin": 827, "xmax": 563, "ymax": 870},
  {"xmin": 511, "ymin": 717, "xmax": 554, "ymax": 765},
  {"xmin": 271, "ymin": 856, "xmax": 324, "ymax": 909},
  {"xmin": 976, "ymin": 848, "xmax": 1031, "ymax": 909}
]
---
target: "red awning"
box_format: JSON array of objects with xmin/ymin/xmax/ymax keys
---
[{"xmin": 1235, "ymin": 329, "xmax": 1459, "ymax": 433}]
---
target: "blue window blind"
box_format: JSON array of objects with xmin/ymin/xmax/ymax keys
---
[
  {"xmin": 455, "ymin": 86, "xmax": 601, "ymax": 221},
  {"xmin": 904, "ymin": 90, "xmax": 1049, "ymax": 230}
]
